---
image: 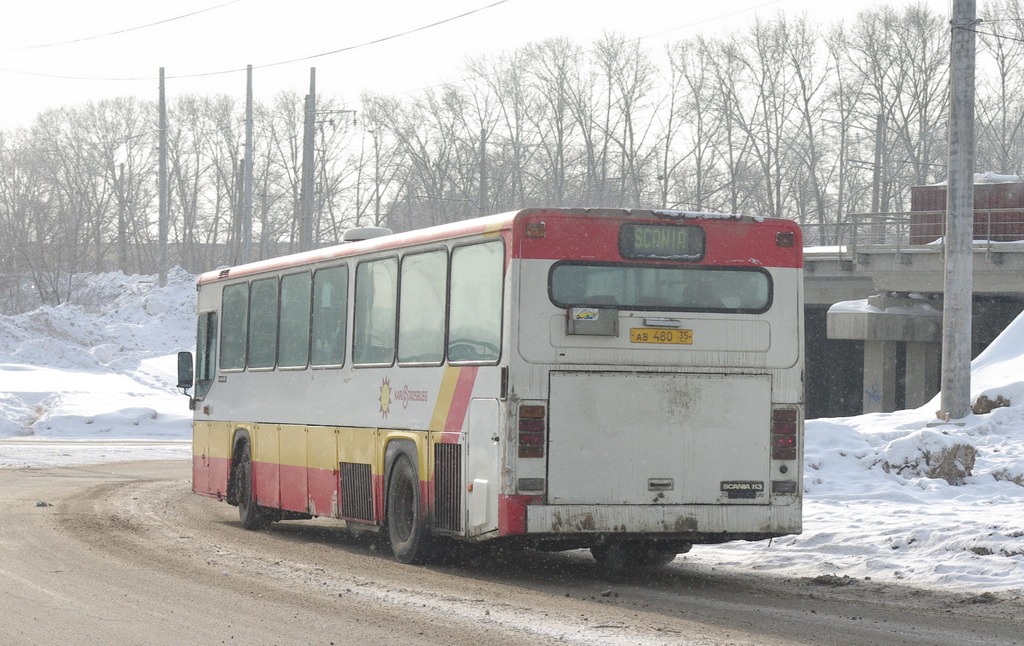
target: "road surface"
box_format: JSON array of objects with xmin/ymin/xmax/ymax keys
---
[{"xmin": 0, "ymin": 461, "xmax": 1019, "ymax": 645}]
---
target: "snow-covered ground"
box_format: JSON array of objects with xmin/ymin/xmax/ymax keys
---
[{"xmin": 0, "ymin": 270, "xmax": 1021, "ymax": 592}]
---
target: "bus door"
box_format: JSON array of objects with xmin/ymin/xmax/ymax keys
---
[
  {"xmin": 465, "ymin": 398, "xmax": 501, "ymax": 536},
  {"xmin": 546, "ymin": 372, "xmax": 773, "ymax": 507}
]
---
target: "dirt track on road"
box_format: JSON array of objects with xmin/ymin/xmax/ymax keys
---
[{"xmin": 0, "ymin": 461, "xmax": 1019, "ymax": 645}]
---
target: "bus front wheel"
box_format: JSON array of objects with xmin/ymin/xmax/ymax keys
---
[
  {"xmin": 386, "ymin": 454, "xmax": 432, "ymax": 564},
  {"xmin": 234, "ymin": 442, "xmax": 270, "ymax": 530}
]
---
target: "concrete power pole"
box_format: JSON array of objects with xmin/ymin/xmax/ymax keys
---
[
  {"xmin": 242, "ymin": 65, "xmax": 254, "ymax": 264},
  {"xmin": 299, "ymin": 68, "xmax": 316, "ymax": 252},
  {"xmin": 158, "ymin": 67, "xmax": 169, "ymax": 287},
  {"xmin": 941, "ymin": 0, "xmax": 977, "ymax": 420},
  {"xmin": 478, "ymin": 128, "xmax": 489, "ymax": 214}
]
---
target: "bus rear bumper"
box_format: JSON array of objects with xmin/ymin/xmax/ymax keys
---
[{"xmin": 524, "ymin": 503, "xmax": 801, "ymax": 541}]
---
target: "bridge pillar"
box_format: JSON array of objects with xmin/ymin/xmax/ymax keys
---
[
  {"xmin": 862, "ymin": 340, "xmax": 898, "ymax": 413},
  {"xmin": 827, "ymin": 294, "xmax": 942, "ymax": 414},
  {"xmin": 905, "ymin": 341, "xmax": 941, "ymax": 409}
]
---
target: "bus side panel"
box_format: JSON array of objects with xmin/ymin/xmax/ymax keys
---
[
  {"xmin": 278, "ymin": 424, "xmax": 308, "ymax": 512},
  {"xmin": 253, "ymin": 424, "xmax": 281, "ymax": 509},
  {"xmin": 192, "ymin": 421, "xmax": 233, "ymax": 499},
  {"xmin": 337, "ymin": 427, "xmax": 382, "ymax": 524},
  {"xmin": 192, "ymin": 420, "xmax": 210, "ymax": 496},
  {"xmin": 306, "ymin": 426, "xmax": 340, "ymax": 517}
]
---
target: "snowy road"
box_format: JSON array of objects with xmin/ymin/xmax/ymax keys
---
[{"xmin": 0, "ymin": 461, "xmax": 1019, "ymax": 646}]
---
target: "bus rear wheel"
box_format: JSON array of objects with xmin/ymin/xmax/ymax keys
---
[
  {"xmin": 234, "ymin": 441, "xmax": 270, "ymax": 530},
  {"xmin": 386, "ymin": 454, "xmax": 432, "ymax": 564}
]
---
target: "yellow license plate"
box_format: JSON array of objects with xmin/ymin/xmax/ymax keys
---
[{"xmin": 629, "ymin": 328, "xmax": 693, "ymax": 345}]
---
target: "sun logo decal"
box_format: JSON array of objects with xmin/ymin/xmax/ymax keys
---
[{"xmin": 379, "ymin": 377, "xmax": 392, "ymax": 418}]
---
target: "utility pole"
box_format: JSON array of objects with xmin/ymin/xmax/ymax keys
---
[
  {"xmin": 941, "ymin": 0, "xmax": 977, "ymax": 420},
  {"xmin": 242, "ymin": 65, "xmax": 253, "ymax": 264},
  {"xmin": 158, "ymin": 67, "xmax": 169, "ymax": 287},
  {"xmin": 299, "ymin": 68, "xmax": 316, "ymax": 252},
  {"xmin": 478, "ymin": 128, "xmax": 489, "ymax": 214}
]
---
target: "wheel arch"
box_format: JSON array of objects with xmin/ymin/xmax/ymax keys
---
[
  {"xmin": 226, "ymin": 427, "xmax": 254, "ymax": 506},
  {"xmin": 383, "ymin": 437, "xmax": 421, "ymax": 513}
]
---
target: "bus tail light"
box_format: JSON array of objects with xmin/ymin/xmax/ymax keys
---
[
  {"xmin": 518, "ymin": 404, "xmax": 546, "ymax": 458},
  {"xmin": 525, "ymin": 221, "xmax": 546, "ymax": 238},
  {"xmin": 771, "ymin": 408, "xmax": 798, "ymax": 460}
]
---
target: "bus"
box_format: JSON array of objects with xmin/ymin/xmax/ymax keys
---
[{"xmin": 177, "ymin": 207, "xmax": 804, "ymax": 566}]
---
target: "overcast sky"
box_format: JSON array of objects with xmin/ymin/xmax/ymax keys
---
[{"xmin": 0, "ymin": 0, "xmax": 952, "ymax": 130}]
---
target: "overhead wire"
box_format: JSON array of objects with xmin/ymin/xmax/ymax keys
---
[
  {"xmin": 0, "ymin": 0, "xmax": 241, "ymax": 53},
  {"xmin": 0, "ymin": 0, "xmax": 513, "ymax": 82}
]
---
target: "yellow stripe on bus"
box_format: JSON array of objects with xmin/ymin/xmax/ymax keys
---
[
  {"xmin": 429, "ymin": 366, "xmax": 462, "ymax": 431},
  {"xmin": 481, "ymin": 221, "xmax": 504, "ymax": 237}
]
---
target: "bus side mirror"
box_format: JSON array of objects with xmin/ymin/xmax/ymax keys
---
[{"xmin": 177, "ymin": 351, "xmax": 194, "ymax": 392}]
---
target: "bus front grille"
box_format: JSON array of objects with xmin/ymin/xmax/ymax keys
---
[
  {"xmin": 433, "ymin": 443, "xmax": 462, "ymax": 533},
  {"xmin": 340, "ymin": 462, "xmax": 374, "ymax": 521}
]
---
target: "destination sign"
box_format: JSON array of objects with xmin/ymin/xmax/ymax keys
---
[{"xmin": 619, "ymin": 224, "xmax": 704, "ymax": 260}]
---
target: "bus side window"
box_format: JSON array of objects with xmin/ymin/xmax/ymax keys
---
[
  {"xmin": 354, "ymin": 257, "xmax": 398, "ymax": 365},
  {"xmin": 220, "ymin": 283, "xmax": 249, "ymax": 370},
  {"xmin": 279, "ymin": 271, "xmax": 312, "ymax": 368},
  {"xmin": 195, "ymin": 311, "xmax": 217, "ymax": 399},
  {"xmin": 248, "ymin": 277, "xmax": 279, "ymax": 369},
  {"xmin": 448, "ymin": 241, "xmax": 503, "ymax": 363},
  {"xmin": 311, "ymin": 265, "xmax": 348, "ymax": 367},
  {"xmin": 399, "ymin": 250, "xmax": 447, "ymax": 364}
]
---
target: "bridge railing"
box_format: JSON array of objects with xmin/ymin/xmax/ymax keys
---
[{"xmin": 800, "ymin": 209, "xmax": 1024, "ymax": 261}]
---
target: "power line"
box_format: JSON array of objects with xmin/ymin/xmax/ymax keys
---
[
  {"xmin": 0, "ymin": 0, "xmax": 512, "ymax": 82},
  {"xmin": 637, "ymin": 0, "xmax": 783, "ymax": 42},
  {"xmin": 0, "ymin": 0, "xmax": 241, "ymax": 53},
  {"xmin": 368, "ymin": 0, "xmax": 784, "ymax": 107},
  {"xmin": 969, "ymin": 26, "xmax": 1024, "ymax": 45}
]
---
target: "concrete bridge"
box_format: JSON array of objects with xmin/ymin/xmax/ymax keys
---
[{"xmin": 801, "ymin": 226, "xmax": 1024, "ymax": 419}]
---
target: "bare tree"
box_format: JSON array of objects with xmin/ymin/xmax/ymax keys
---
[
  {"xmin": 524, "ymin": 39, "xmax": 583, "ymax": 206},
  {"xmin": 977, "ymin": 0, "xmax": 1024, "ymax": 174},
  {"xmin": 704, "ymin": 37, "xmax": 757, "ymax": 214},
  {"xmin": 356, "ymin": 93, "xmax": 409, "ymax": 228},
  {"xmin": 592, "ymin": 34, "xmax": 660, "ymax": 206},
  {"xmin": 781, "ymin": 15, "xmax": 835, "ymax": 226},
  {"xmin": 0, "ymin": 133, "xmax": 56, "ymax": 310},
  {"xmin": 665, "ymin": 37, "xmax": 726, "ymax": 211},
  {"xmin": 843, "ymin": 4, "xmax": 948, "ymax": 213}
]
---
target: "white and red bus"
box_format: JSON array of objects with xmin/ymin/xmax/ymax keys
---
[{"xmin": 178, "ymin": 207, "xmax": 804, "ymax": 566}]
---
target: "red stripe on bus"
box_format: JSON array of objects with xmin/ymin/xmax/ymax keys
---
[
  {"xmin": 513, "ymin": 212, "xmax": 803, "ymax": 268},
  {"xmin": 498, "ymin": 494, "xmax": 544, "ymax": 536},
  {"xmin": 443, "ymin": 366, "xmax": 479, "ymax": 438},
  {"xmin": 193, "ymin": 455, "xmax": 231, "ymax": 499},
  {"xmin": 255, "ymin": 460, "xmax": 282, "ymax": 509},
  {"xmin": 279, "ymin": 462, "xmax": 308, "ymax": 512},
  {"xmin": 199, "ymin": 212, "xmax": 518, "ymax": 284},
  {"xmin": 307, "ymin": 466, "xmax": 340, "ymax": 517}
]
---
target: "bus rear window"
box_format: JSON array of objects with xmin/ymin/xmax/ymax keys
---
[{"xmin": 549, "ymin": 263, "xmax": 771, "ymax": 313}]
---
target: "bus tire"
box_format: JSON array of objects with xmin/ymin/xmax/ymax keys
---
[
  {"xmin": 386, "ymin": 453, "xmax": 432, "ymax": 564},
  {"xmin": 234, "ymin": 441, "xmax": 270, "ymax": 530}
]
